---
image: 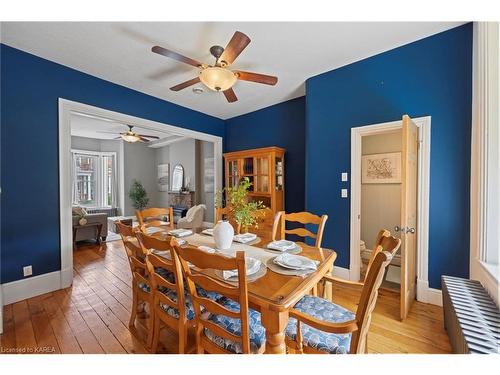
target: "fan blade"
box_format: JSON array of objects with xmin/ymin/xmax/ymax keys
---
[
  {"xmin": 170, "ymin": 77, "xmax": 201, "ymax": 91},
  {"xmin": 219, "ymin": 31, "xmax": 251, "ymax": 66},
  {"xmin": 114, "ymin": 136, "xmax": 122, "ymax": 140},
  {"xmin": 137, "ymin": 134, "xmax": 160, "ymax": 139},
  {"xmin": 139, "ymin": 136, "xmax": 151, "ymax": 142},
  {"xmin": 152, "ymin": 46, "xmax": 203, "ymax": 68},
  {"xmin": 223, "ymin": 88, "xmax": 238, "ymax": 103},
  {"xmin": 235, "ymin": 71, "xmax": 278, "ymax": 86}
]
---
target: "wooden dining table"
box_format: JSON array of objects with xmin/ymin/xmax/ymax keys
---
[{"xmin": 151, "ymin": 228, "xmax": 337, "ymax": 354}]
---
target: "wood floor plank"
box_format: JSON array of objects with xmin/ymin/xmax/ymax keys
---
[
  {"xmin": 26, "ymin": 295, "xmax": 61, "ymax": 353},
  {"xmin": 12, "ymin": 300, "xmax": 37, "ymax": 352},
  {"xmin": 71, "ymin": 273, "xmax": 148, "ymax": 353},
  {"xmin": 65, "ymin": 276, "xmax": 127, "ymax": 353},
  {"xmin": 51, "ymin": 289, "xmax": 105, "ymax": 354},
  {"xmin": 40, "ymin": 293, "xmax": 83, "ymax": 354},
  {"xmin": 0, "ymin": 305, "xmax": 16, "ymax": 352}
]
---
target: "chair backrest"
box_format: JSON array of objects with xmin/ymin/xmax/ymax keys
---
[
  {"xmin": 137, "ymin": 233, "xmax": 187, "ymax": 322},
  {"xmin": 245, "ymin": 208, "xmax": 279, "ymax": 243},
  {"xmin": 274, "ymin": 211, "xmax": 328, "ymax": 247},
  {"xmin": 116, "ymin": 221, "xmax": 148, "ymax": 289},
  {"xmin": 365, "ymin": 229, "xmax": 400, "ymax": 281},
  {"xmin": 172, "ymin": 244, "xmax": 252, "ymax": 354},
  {"xmin": 136, "ymin": 207, "xmax": 174, "ymax": 229},
  {"xmin": 215, "ymin": 206, "xmax": 241, "ymax": 234},
  {"xmin": 351, "ymin": 236, "xmax": 401, "ymax": 353}
]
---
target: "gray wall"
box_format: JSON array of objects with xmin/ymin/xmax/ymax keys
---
[
  {"xmin": 155, "ymin": 144, "xmax": 170, "ymax": 208},
  {"xmin": 361, "ymin": 131, "xmax": 402, "ymax": 249},
  {"xmin": 196, "ymin": 140, "xmax": 215, "ymax": 223},
  {"xmin": 123, "ymin": 141, "xmax": 158, "ymax": 216},
  {"xmin": 168, "ymin": 138, "xmax": 196, "ymax": 191}
]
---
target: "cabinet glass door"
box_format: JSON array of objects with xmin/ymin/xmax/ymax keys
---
[
  {"xmin": 255, "ymin": 157, "xmax": 269, "ymax": 193},
  {"xmin": 275, "ymin": 157, "xmax": 284, "ymax": 191},
  {"xmin": 227, "ymin": 160, "xmax": 239, "ymax": 188}
]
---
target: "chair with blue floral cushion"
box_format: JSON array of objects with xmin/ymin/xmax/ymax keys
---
[
  {"xmin": 116, "ymin": 222, "xmax": 153, "ymax": 342},
  {"xmin": 286, "ymin": 233, "xmax": 401, "ymax": 354},
  {"xmin": 138, "ymin": 232, "xmax": 195, "ymax": 353},
  {"xmin": 172, "ymin": 244, "xmax": 266, "ymax": 354}
]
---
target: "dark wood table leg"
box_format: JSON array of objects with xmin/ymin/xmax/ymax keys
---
[
  {"xmin": 95, "ymin": 223, "xmax": 103, "ymax": 244},
  {"xmin": 73, "ymin": 226, "xmax": 78, "ymax": 251}
]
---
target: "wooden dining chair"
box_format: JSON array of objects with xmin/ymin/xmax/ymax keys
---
[
  {"xmin": 245, "ymin": 207, "xmax": 279, "ymax": 243},
  {"xmin": 115, "ymin": 222, "xmax": 153, "ymax": 341},
  {"xmin": 136, "ymin": 207, "xmax": 174, "ymax": 230},
  {"xmin": 273, "ymin": 211, "xmax": 328, "ymax": 248},
  {"xmin": 172, "ymin": 244, "xmax": 266, "ymax": 354},
  {"xmin": 285, "ymin": 234, "xmax": 401, "ymax": 354},
  {"xmin": 137, "ymin": 232, "xmax": 194, "ymax": 353},
  {"xmin": 320, "ymin": 229, "xmax": 395, "ymax": 300}
]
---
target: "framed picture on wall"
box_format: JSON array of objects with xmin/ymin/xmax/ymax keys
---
[
  {"xmin": 157, "ymin": 163, "xmax": 170, "ymax": 191},
  {"xmin": 204, "ymin": 157, "xmax": 214, "ymax": 193},
  {"xmin": 362, "ymin": 152, "xmax": 401, "ymax": 184}
]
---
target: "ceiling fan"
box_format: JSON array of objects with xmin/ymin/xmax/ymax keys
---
[
  {"xmin": 152, "ymin": 31, "xmax": 278, "ymax": 103},
  {"xmin": 98, "ymin": 124, "xmax": 160, "ymax": 143}
]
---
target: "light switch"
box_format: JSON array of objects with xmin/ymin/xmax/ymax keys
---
[
  {"xmin": 341, "ymin": 189, "xmax": 348, "ymax": 198},
  {"xmin": 341, "ymin": 172, "xmax": 348, "ymax": 182}
]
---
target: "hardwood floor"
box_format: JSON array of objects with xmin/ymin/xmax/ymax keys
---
[{"xmin": 0, "ymin": 240, "xmax": 451, "ymax": 354}]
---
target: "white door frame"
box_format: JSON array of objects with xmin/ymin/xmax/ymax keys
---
[
  {"xmin": 58, "ymin": 98, "xmax": 223, "ymax": 288},
  {"xmin": 350, "ymin": 116, "xmax": 437, "ymax": 304}
]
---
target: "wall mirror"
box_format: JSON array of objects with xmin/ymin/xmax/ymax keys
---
[{"xmin": 171, "ymin": 164, "xmax": 184, "ymax": 191}]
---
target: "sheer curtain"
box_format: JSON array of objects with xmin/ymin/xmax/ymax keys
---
[{"xmin": 71, "ymin": 151, "xmax": 78, "ymax": 205}]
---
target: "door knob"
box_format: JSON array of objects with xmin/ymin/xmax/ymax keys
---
[{"xmin": 394, "ymin": 226, "xmax": 401, "ymax": 232}]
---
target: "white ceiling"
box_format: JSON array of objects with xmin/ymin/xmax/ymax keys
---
[
  {"xmin": 70, "ymin": 113, "xmax": 175, "ymax": 141},
  {"xmin": 1, "ymin": 22, "xmax": 463, "ymax": 119}
]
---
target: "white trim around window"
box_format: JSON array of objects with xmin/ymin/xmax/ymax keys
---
[{"xmin": 470, "ymin": 22, "xmax": 500, "ymax": 304}]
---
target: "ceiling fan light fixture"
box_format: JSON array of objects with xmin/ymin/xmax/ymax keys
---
[
  {"xmin": 121, "ymin": 133, "xmax": 140, "ymax": 143},
  {"xmin": 199, "ymin": 67, "xmax": 237, "ymax": 91}
]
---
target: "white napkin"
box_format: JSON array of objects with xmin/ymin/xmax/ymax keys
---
[
  {"xmin": 233, "ymin": 233, "xmax": 257, "ymax": 243},
  {"xmin": 274, "ymin": 253, "xmax": 318, "ymax": 271},
  {"xmin": 151, "ymin": 248, "xmax": 171, "ymax": 260},
  {"xmin": 222, "ymin": 258, "xmax": 261, "ymax": 280},
  {"xmin": 168, "ymin": 229, "xmax": 193, "ymax": 238},
  {"xmin": 201, "ymin": 228, "xmax": 214, "ymax": 236},
  {"xmin": 198, "ymin": 245, "xmax": 216, "ymax": 254},
  {"xmin": 267, "ymin": 240, "xmax": 296, "ymax": 252},
  {"xmin": 145, "ymin": 227, "xmax": 163, "ymax": 234},
  {"xmin": 158, "ymin": 221, "xmax": 170, "ymax": 226}
]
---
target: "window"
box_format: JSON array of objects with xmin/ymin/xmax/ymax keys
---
[{"xmin": 72, "ymin": 150, "xmax": 117, "ymax": 208}]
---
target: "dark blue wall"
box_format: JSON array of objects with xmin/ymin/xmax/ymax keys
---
[
  {"xmin": 0, "ymin": 44, "xmax": 225, "ymax": 283},
  {"xmin": 225, "ymin": 97, "xmax": 306, "ymax": 213},
  {"xmin": 305, "ymin": 24, "xmax": 472, "ymax": 288}
]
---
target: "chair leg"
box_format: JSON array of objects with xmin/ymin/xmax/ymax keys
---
[
  {"xmin": 129, "ymin": 288, "xmax": 138, "ymax": 328},
  {"xmin": 178, "ymin": 323, "xmax": 187, "ymax": 354},
  {"xmin": 146, "ymin": 308, "xmax": 154, "ymax": 349},
  {"xmin": 151, "ymin": 315, "xmax": 161, "ymax": 353}
]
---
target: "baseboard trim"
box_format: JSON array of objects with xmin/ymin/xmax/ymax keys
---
[
  {"xmin": 332, "ymin": 266, "xmax": 350, "ymax": 280},
  {"xmin": 1, "ymin": 271, "xmax": 64, "ymax": 305},
  {"xmin": 417, "ymin": 278, "xmax": 442, "ymax": 306}
]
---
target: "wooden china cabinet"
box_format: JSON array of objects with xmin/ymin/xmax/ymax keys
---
[{"xmin": 223, "ymin": 146, "xmax": 285, "ymax": 212}]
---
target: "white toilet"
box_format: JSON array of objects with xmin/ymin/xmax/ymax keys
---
[{"xmin": 360, "ymin": 239, "xmax": 401, "ymax": 283}]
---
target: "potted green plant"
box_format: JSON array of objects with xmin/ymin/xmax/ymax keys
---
[
  {"xmin": 129, "ymin": 179, "xmax": 149, "ymax": 211},
  {"xmin": 225, "ymin": 177, "xmax": 266, "ymax": 233}
]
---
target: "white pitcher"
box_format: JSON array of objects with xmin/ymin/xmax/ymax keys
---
[{"xmin": 213, "ymin": 220, "xmax": 234, "ymax": 250}]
